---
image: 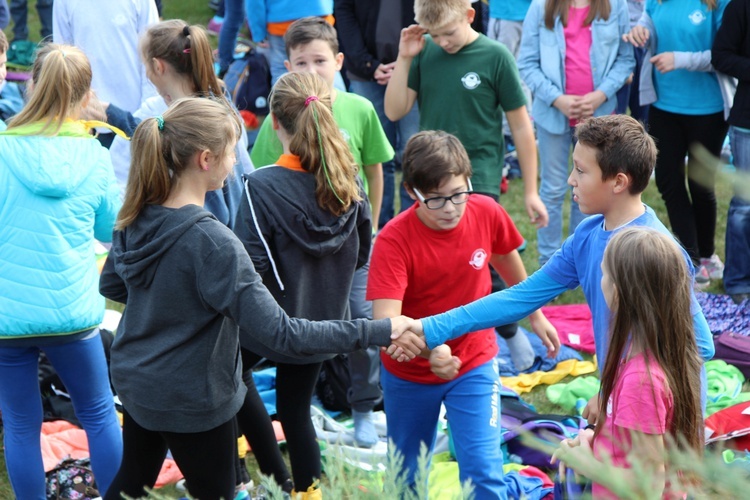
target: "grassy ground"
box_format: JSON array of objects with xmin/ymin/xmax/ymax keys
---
[{"xmin": 0, "ymin": 1, "xmax": 735, "ymax": 496}]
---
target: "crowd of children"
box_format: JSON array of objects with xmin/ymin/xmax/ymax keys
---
[{"xmin": 0, "ymin": 0, "xmax": 746, "ymax": 498}]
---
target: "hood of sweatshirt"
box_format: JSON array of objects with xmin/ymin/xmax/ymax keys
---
[
  {"xmin": 111, "ymin": 204, "xmax": 212, "ymax": 289},
  {"xmin": 244, "ymin": 166, "xmax": 365, "ymax": 260}
]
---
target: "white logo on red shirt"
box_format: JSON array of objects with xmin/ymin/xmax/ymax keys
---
[{"xmin": 469, "ymin": 248, "xmax": 487, "ymax": 270}]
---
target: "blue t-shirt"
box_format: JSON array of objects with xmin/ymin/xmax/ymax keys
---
[
  {"xmin": 490, "ymin": 0, "xmax": 532, "ymax": 21},
  {"xmin": 647, "ymin": 0, "xmax": 728, "ymax": 115},
  {"xmin": 422, "ymin": 206, "xmax": 715, "ymax": 369}
]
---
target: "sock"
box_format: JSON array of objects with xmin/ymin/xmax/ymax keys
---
[
  {"xmin": 506, "ymin": 329, "xmax": 535, "ymax": 372},
  {"xmin": 352, "ymin": 409, "xmax": 379, "ymax": 447}
]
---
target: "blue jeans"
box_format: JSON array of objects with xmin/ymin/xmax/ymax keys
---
[
  {"xmin": 615, "ymin": 45, "xmax": 650, "ymax": 124},
  {"xmin": 217, "ymin": 0, "xmax": 245, "ymax": 75},
  {"xmin": 382, "ymin": 360, "xmax": 508, "ymax": 499},
  {"xmin": 268, "ymin": 34, "xmax": 347, "ymax": 91},
  {"xmin": 536, "ymin": 125, "xmax": 586, "ymax": 264},
  {"xmin": 726, "ymin": 127, "xmax": 750, "ymax": 294},
  {"xmin": 348, "ymin": 80, "xmax": 420, "ymax": 225},
  {"xmin": 10, "ymin": 0, "xmax": 52, "ymax": 41},
  {"xmin": 0, "ymin": 333, "xmax": 123, "ymax": 499}
]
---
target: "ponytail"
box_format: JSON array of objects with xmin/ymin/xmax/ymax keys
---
[
  {"xmin": 270, "ymin": 72, "xmax": 361, "ymax": 216},
  {"xmin": 140, "ymin": 20, "xmax": 228, "ymax": 101},
  {"xmin": 117, "ymin": 97, "xmax": 242, "ymax": 229},
  {"xmin": 9, "ymin": 44, "xmax": 92, "ymax": 135}
]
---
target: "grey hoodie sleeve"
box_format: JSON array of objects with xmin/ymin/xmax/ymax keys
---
[{"xmin": 198, "ymin": 235, "xmax": 393, "ymax": 356}]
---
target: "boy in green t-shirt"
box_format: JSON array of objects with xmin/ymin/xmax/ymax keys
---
[
  {"xmin": 250, "ymin": 17, "xmax": 392, "ymax": 231},
  {"xmin": 249, "ymin": 17, "xmax": 393, "ymax": 450},
  {"xmin": 384, "ymin": 0, "xmax": 548, "ymax": 371}
]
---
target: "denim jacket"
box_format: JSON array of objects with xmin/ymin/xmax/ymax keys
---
[{"xmin": 518, "ymin": 0, "xmax": 634, "ymax": 134}]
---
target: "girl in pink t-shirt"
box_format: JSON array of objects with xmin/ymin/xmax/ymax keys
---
[{"xmin": 551, "ymin": 227, "xmax": 703, "ymax": 498}]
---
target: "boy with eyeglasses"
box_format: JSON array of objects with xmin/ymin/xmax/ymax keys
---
[{"xmin": 366, "ymin": 130, "xmax": 557, "ymax": 498}]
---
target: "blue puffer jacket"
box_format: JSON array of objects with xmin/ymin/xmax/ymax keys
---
[{"xmin": 0, "ymin": 122, "xmax": 121, "ymax": 339}]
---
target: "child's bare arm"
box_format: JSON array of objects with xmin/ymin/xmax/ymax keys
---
[
  {"xmin": 363, "ymin": 163, "xmax": 383, "ymax": 232},
  {"xmin": 384, "ymin": 25, "xmax": 424, "ymax": 121},
  {"xmin": 490, "ymin": 252, "xmax": 560, "ymax": 357},
  {"xmin": 506, "ymin": 107, "xmax": 548, "ymax": 228}
]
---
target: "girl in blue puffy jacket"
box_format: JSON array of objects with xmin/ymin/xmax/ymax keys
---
[{"xmin": 0, "ymin": 44, "xmax": 123, "ymax": 499}]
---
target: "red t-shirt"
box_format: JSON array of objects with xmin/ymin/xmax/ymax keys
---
[{"xmin": 367, "ymin": 195, "xmax": 524, "ymax": 384}]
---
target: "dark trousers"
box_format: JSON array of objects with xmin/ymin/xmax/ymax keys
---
[
  {"xmin": 235, "ymin": 349, "xmax": 292, "ymax": 487},
  {"xmin": 105, "ymin": 411, "xmax": 236, "ymax": 500},
  {"xmin": 240, "ymin": 350, "xmax": 322, "ymax": 491},
  {"xmin": 649, "ymin": 106, "xmax": 728, "ymax": 263}
]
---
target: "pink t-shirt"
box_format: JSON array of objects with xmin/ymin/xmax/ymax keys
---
[
  {"xmin": 564, "ymin": 5, "xmax": 594, "ymax": 126},
  {"xmin": 592, "ymin": 353, "xmax": 674, "ymax": 499}
]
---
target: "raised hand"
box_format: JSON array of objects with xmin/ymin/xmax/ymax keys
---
[{"xmin": 398, "ymin": 24, "xmax": 428, "ymax": 60}]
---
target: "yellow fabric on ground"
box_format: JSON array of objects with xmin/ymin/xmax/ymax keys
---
[{"xmin": 500, "ymin": 359, "xmax": 598, "ymax": 394}]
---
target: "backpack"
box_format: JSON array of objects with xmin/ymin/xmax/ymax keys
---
[
  {"xmin": 46, "ymin": 458, "xmax": 99, "ymax": 500},
  {"xmin": 713, "ymin": 332, "xmax": 750, "ymax": 379},
  {"xmin": 7, "ymin": 39, "xmax": 37, "ymax": 69},
  {"xmin": 499, "ymin": 390, "xmax": 586, "ymax": 469},
  {"xmin": 223, "ymin": 41, "xmax": 271, "ymax": 116}
]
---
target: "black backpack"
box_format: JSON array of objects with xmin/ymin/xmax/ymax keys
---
[{"xmin": 224, "ymin": 41, "xmax": 271, "ymax": 116}]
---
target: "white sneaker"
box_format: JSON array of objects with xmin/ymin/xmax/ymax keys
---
[
  {"xmin": 694, "ymin": 265, "xmax": 710, "ymax": 289},
  {"xmin": 700, "ymin": 254, "xmax": 725, "ymax": 280}
]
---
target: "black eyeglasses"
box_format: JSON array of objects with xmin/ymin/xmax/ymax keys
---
[{"xmin": 413, "ymin": 179, "xmax": 473, "ymax": 210}]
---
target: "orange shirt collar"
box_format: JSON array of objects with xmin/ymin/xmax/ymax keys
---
[{"xmin": 275, "ymin": 154, "xmax": 308, "ymax": 173}]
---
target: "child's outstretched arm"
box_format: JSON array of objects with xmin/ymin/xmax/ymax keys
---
[
  {"xmin": 408, "ymin": 270, "xmax": 566, "ymax": 351},
  {"xmin": 384, "ymin": 25, "xmax": 424, "ymax": 122},
  {"xmin": 490, "ymin": 251, "xmax": 560, "ymax": 357},
  {"xmin": 506, "ymin": 107, "xmax": 548, "ymax": 228}
]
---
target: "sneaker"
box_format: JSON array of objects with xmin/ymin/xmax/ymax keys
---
[
  {"xmin": 700, "ymin": 254, "xmax": 725, "ymax": 280},
  {"xmin": 207, "ymin": 16, "xmax": 224, "ymax": 36},
  {"xmin": 694, "ymin": 265, "xmax": 710, "ymax": 289}
]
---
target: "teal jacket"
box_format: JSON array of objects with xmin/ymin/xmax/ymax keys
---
[{"xmin": 0, "ymin": 122, "xmax": 121, "ymax": 339}]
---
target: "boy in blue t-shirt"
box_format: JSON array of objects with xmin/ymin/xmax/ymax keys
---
[{"xmin": 393, "ymin": 115, "xmax": 715, "ymax": 424}]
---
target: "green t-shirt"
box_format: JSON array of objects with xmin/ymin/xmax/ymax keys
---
[
  {"xmin": 408, "ymin": 34, "xmax": 526, "ymax": 197},
  {"xmin": 250, "ymin": 90, "xmax": 394, "ymax": 194}
]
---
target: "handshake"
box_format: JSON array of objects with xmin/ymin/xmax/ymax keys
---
[{"xmin": 385, "ymin": 315, "xmax": 427, "ymax": 362}]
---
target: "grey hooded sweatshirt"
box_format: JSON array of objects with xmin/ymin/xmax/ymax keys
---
[
  {"xmin": 234, "ymin": 166, "xmax": 372, "ymax": 364},
  {"xmin": 100, "ymin": 204, "xmax": 390, "ymax": 433}
]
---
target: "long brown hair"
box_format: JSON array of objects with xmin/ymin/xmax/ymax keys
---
[
  {"xmin": 269, "ymin": 72, "xmax": 361, "ymax": 216},
  {"xmin": 140, "ymin": 20, "xmax": 227, "ymax": 101},
  {"xmin": 596, "ymin": 228, "xmax": 703, "ymax": 454},
  {"xmin": 544, "ymin": 0, "xmax": 611, "ymax": 29},
  {"xmin": 9, "ymin": 44, "xmax": 92, "ymax": 135},
  {"xmin": 116, "ymin": 97, "xmax": 241, "ymax": 229}
]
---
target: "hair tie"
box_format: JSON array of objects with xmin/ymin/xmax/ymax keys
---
[
  {"xmin": 59, "ymin": 49, "xmax": 66, "ymax": 59},
  {"xmin": 183, "ymin": 48, "xmax": 191, "ymax": 54},
  {"xmin": 182, "ymin": 25, "xmax": 191, "ymax": 37},
  {"xmin": 304, "ymin": 95, "xmax": 319, "ymax": 107},
  {"xmin": 155, "ymin": 115, "xmax": 165, "ymax": 131}
]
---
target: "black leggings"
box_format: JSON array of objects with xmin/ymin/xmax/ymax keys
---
[
  {"xmin": 104, "ymin": 410, "xmax": 236, "ymax": 500},
  {"xmin": 239, "ymin": 349, "xmax": 322, "ymax": 491},
  {"xmin": 235, "ymin": 349, "xmax": 291, "ymax": 487},
  {"xmin": 649, "ymin": 106, "xmax": 728, "ymax": 263}
]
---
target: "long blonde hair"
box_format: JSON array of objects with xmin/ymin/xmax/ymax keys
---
[
  {"xmin": 544, "ymin": 0, "xmax": 611, "ymax": 29},
  {"xmin": 269, "ymin": 72, "xmax": 361, "ymax": 216},
  {"xmin": 596, "ymin": 227, "xmax": 703, "ymax": 453},
  {"xmin": 9, "ymin": 44, "xmax": 92, "ymax": 135},
  {"xmin": 140, "ymin": 20, "xmax": 227, "ymax": 101},
  {"xmin": 116, "ymin": 97, "xmax": 241, "ymax": 229}
]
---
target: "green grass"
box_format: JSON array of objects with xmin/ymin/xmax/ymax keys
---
[{"xmin": 0, "ymin": 1, "xmax": 736, "ymax": 494}]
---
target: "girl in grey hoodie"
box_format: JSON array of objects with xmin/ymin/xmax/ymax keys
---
[{"xmin": 99, "ymin": 97, "xmax": 423, "ymax": 500}]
